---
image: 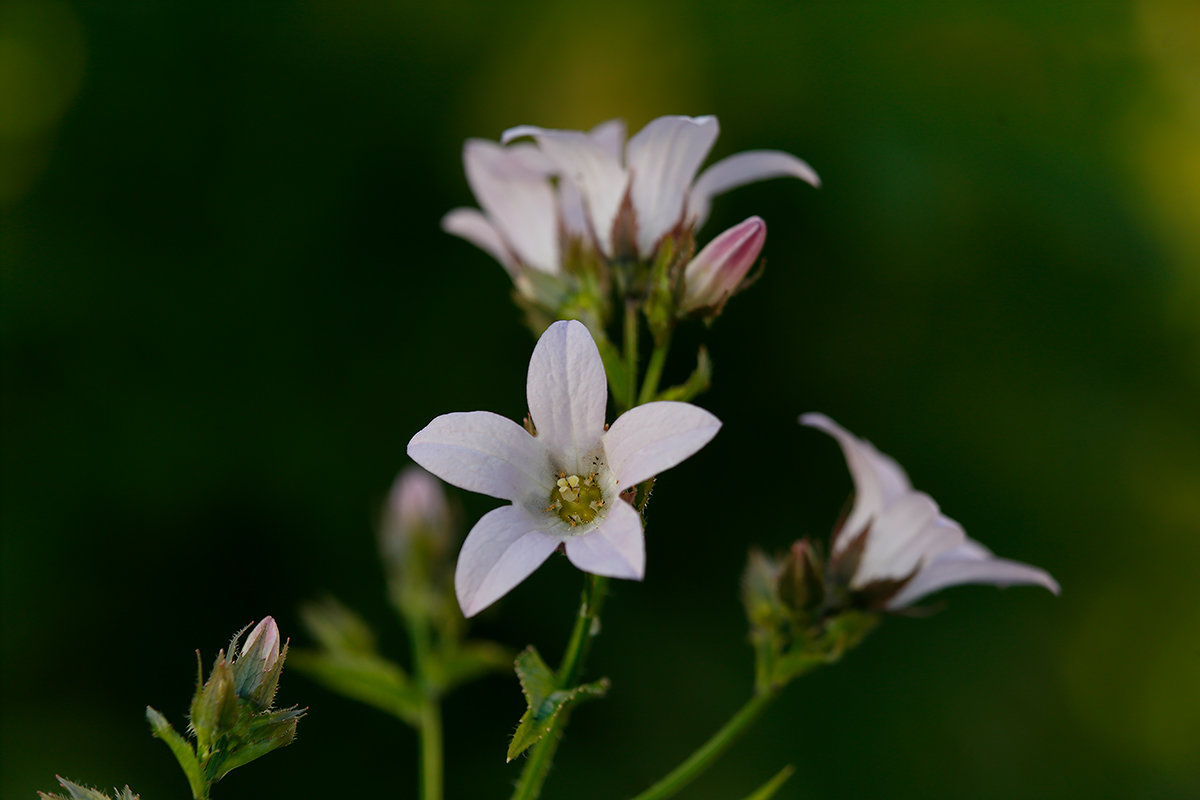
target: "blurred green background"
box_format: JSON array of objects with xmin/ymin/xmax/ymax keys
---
[{"xmin": 3, "ymin": 0, "xmax": 1199, "ymax": 797}]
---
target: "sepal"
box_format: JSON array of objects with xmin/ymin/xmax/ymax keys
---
[
  {"xmin": 38, "ymin": 777, "xmax": 140, "ymax": 800},
  {"xmin": 506, "ymin": 646, "xmax": 610, "ymax": 762}
]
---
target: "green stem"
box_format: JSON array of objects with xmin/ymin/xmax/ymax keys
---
[
  {"xmin": 511, "ymin": 574, "xmax": 609, "ymax": 800},
  {"xmin": 407, "ymin": 611, "xmax": 443, "ymax": 800},
  {"xmin": 637, "ymin": 327, "xmax": 673, "ymax": 405},
  {"xmin": 623, "ymin": 299, "xmax": 639, "ymax": 413},
  {"xmin": 630, "ymin": 689, "xmax": 779, "ymax": 800}
]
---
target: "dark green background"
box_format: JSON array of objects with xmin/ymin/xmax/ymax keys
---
[{"xmin": 3, "ymin": 0, "xmax": 1198, "ymax": 797}]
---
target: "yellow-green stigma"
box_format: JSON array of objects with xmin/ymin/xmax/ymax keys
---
[{"xmin": 545, "ymin": 472, "xmax": 604, "ymax": 527}]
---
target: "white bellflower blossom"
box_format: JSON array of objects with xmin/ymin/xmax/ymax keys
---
[
  {"xmin": 408, "ymin": 321, "xmax": 721, "ymax": 616},
  {"xmin": 802, "ymin": 414, "xmax": 1059, "ymax": 609}
]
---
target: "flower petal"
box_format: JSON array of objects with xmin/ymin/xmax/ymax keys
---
[
  {"xmin": 625, "ymin": 115, "xmax": 720, "ymax": 257},
  {"xmin": 589, "ymin": 118, "xmax": 627, "ymax": 159},
  {"xmin": 800, "ymin": 413, "xmax": 912, "ymax": 555},
  {"xmin": 688, "ymin": 150, "xmax": 821, "ymax": 230},
  {"xmin": 455, "ymin": 505, "xmax": 561, "ymax": 616},
  {"xmin": 887, "ymin": 539, "xmax": 1060, "ymax": 609},
  {"xmin": 408, "ymin": 411, "xmax": 552, "ymax": 503},
  {"xmin": 526, "ymin": 320, "xmax": 608, "ymax": 472},
  {"xmin": 503, "ymin": 125, "xmax": 628, "ymax": 256},
  {"xmin": 564, "ymin": 499, "xmax": 645, "ymax": 579},
  {"xmin": 441, "ymin": 208, "xmax": 517, "ymax": 275},
  {"xmin": 463, "ymin": 139, "xmax": 560, "ymax": 274},
  {"xmin": 855, "ymin": 497, "xmax": 964, "ymax": 586},
  {"xmin": 603, "ymin": 401, "xmax": 721, "ymax": 489}
]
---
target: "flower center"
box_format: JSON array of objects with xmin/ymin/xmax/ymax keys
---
[{"xmin": 545, "ymin": 472, "xmax": 604, "ymax": 527}]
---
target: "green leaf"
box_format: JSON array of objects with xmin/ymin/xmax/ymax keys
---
[
  {"xmin": 596, "ymin": 335, "xmax": 631, "ymax": 410},
  {"xmin": 506, "ymin": 646, "xmax": 610, "ymax": 762},
  {"xmin": 300, "ymin": 596, "xmax": 377, "ymax": 654},
  {"xmin": 739, "ymin": 765, "xmax": 795, "ymax": 800},
  {"xmin": 289, "ymin": 649, "xmax": 422, "ymax": 725},
  {"xmin": 145, "ymin": 706, "xmax": 206, "ymax": 800},
  {"xmin": 656, "ymin": 346, "xmax": 712, "ymax": 402},
  {"xmin": 435, "ymin": 640, "xmax": 512, "ymax": 692}
]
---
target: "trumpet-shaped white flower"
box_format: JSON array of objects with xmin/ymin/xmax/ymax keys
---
[
  {"xmin": 409, "ymin": 320, "xmax": 721, "ymax": 616},
  {"xmin": 801, "ymin": 413, "xmax": 1059, "ymax": 609}
]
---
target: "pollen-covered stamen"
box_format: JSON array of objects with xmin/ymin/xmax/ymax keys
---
[{"xmin": 546, "ymin": 472, "xmax": 604, "ymax": 527}]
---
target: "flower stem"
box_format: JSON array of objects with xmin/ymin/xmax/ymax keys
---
[
  {"xmin": 407, "ymin": 611, "xmax": 443, "ymax": 800},
  {"xmin": 630, "ymin": 689, "xmax": 779, "ymax": 800},
  {"xmin": 623, "ymin": 300, "xmax": 639, "ymax": 413},
  {"xmin": 511, "ymin": 574, "xmax": 609, "ymax": 800},
  {"xmin": 637, "ymin": 327, "xmax": 673, "ymax": 405}
]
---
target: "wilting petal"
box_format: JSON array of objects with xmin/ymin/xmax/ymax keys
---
[
  {"xmin": 800, "ymin": 413, "xmax": 912, "ymax": 555},
  {"xmin": 603, "ymin": 401, "xmax": 722, "ymax": 489},
  {"xmin": 688, "ymin": 150, "xmax": 821, "ymax": 230},
  {"xmin": 526, "ymin": 320, "xmax": 608, "ymax": 472},
  {"xmin": 408, "ymin": 411, "xmax": 552, "ymax": 502},
  {"xmin": 626, "ymin": 115, "xmax": 719, "ymax": 257},
  {"xmin": 503, "ymin": 125, "xmax": 629, "ymax": 257},
  {"xmin": 441, "ymin": 208, "xmax": 517, "ymax": 275},
  {"xmin": 855, "ymin": 497, "xmax": 964, "ymax": 586},
  {"xmin": 455, "ymin": 505, "xmax": 561, "ymax": 616},
  {"xmin": 463, "ymin": 139, "xmax": 560, "ymax": 274},
  {"xmin": 564, "ymin": 499, "xmax": 645, "ymax": 579},
  {"xmin": 888, "ymin": 539, "xmax": 1060, "ymax": 609}
]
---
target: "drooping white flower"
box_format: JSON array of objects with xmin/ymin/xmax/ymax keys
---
[
  {"xmin": 408, "ymin": 320, "xmax": 721, "ymax": 616},
  {"xmin": 801, "ymin": 413, "xmax": 1059, "ymax": 609}
]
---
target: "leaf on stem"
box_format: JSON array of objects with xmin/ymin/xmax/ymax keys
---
[
  {"xmin": 289, "ymin": 649, "xmax": 422, "ymax": 725},
  {"xmin": 655, "ymin": 346, "xmax": 712, "ymax": 402},
  {"xmin": 739, "ymin": 765, "xmax": 795, "ymax": 800},
  {"xmin": 507, "ymin": 646, "xmax": 610, "ymax": 762},
  {"xmin": 436, "ymin": 640, "xmax": 512, "ymax": 692},
  {"xmin": 145, "ymin": 706, "xmax": 206, "ymax": 800}
]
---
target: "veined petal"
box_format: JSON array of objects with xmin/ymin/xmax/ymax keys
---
[
  {"xmin": 564, "ymin": 499, "xmax": 645, "ymax": 579},
  {"xmin": 441, "ymin": 208, "xmax": 517, "ymax": 276},
  {"xmin": 603, "ymin": 401, "xmax": 721, "ymax": 489},
  {"xmin": 503, "ymin": 125, "xmax": 628, "ymax": 257},
  {"xmin": 887, "ymin": 539, "xmax": 1060, "ymax": 609},
  {"xmin": 800, "ymin": 413, "xmax": 912, "ymax": 555},
  {"xmin": 688, "ymin": 150, "xmax": 821, "ymax": 230},
  {"xmin": 526, "ymin": 320, "xmax": 608, "ymax": 472},
  {"xmin": 626, "ymin": 115, "xmax": 720, "ymax": 257},
  {"xmin": 455, "ymin": 505, "xmax": 561, "ymax": 617},
  {"xmin": 463, "ymin": 139, "xmax": 560, "ymax": 274},
  {"xmin": 408, "ymin": 411, "xmax": 551, "ymax": 502},
  {"xmin": 855, "ymin": 498, "xmax": 964, "ymax": 586}
]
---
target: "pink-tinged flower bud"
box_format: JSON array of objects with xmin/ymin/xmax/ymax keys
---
[
  {"xmin": 241, "ymin": 616, "xmax": 281, "ymax": 671},
  {"xmin": 680, "ymin": 216, "xmax": 766, "ymax": 313},
  {"xmin": 381, "ymin": 467, "xmax": 451, "ymax": 566}
]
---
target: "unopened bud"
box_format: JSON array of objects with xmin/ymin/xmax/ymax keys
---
[
  {"xmin": 381, "ymin": 467, "xmax": 451, "ymax": 567},
  {"xmin": 778, "ymin": 538, "xmax": 825, "ymax": 619},
  {"xmin": 241, "ymin": 616, "xmax": 281, "ymax": 671},
  {"xmin": 680, "ymin": 216, "xmax": 766, "ymax": 313},
  {"xmin": 234, "ymin": 617, "xmax": 287, "ymax": 710}
]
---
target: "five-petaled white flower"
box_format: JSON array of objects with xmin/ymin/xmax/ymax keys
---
[
  {"xmin": 442, "ymin": 115, "xmax": 818, "ymax": 279},
  {"xmin": 802, "ymin": 413, "xmax": 1060, "ymax": 609},
  {"xmin": 408, "ymin": 320, "xmax": 722, "ymax": 616}
]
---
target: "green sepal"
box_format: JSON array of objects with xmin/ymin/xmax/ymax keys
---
[
  {"xmin": 37, "ymin": 776, "xmax": 140, "ymax": 800},
  {"xmin": 146, "ymin": 706, "xmax": 206, "ymax": 800},
  {"xmin": 655, "ymin": 346, "xmax": 712, "ymax": 402},
  {"xmin": 210, "ymin": 707, "xmax": 305, "ymax": 781},
  {"xmin": 289, "ymin": 648, "xmax": 422, "ymax": 725},
  {"xmin": 506, "ymin": 646, "xmax": 610, "ymax": 762},
  {"xmin": 434, "ymin": 640, "xmax": 512, "ymax": 693},
  {"xmin": 770, "ymin": 611, "xmax": 878, "ymax": 686},
  {"xmin": 190, "ymin": 655, "xmax": 237, "ymax": 756},
  {"xmin": 740, "ymin": 765, "xmax": 795, "ymax": 800}
]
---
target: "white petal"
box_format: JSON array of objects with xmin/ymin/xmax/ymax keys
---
[
  {"xmin": 564, "ymin": 499, "xmax": 645, "ymax": 579},
  {"xmin": 408, "ymin": 411, "xmax": 552, "ymax": 502},
  {"xmin": 589, "ymin": 119, "xmax": 627, "ymax": 159},
  {"xmin": 441, "ymin": 208, "xmax": 517, "ymax": 275},
  {"xmin": 558, "ymin": 178, "xmax": 589, "ymax": 239},
  {"xmin": 887, "ymin": 539, "xmax": 1060, "ymax": 609},
  {"xmin": 603, "ymin": 401, "xmax": 721, "ymax": 489},
  {"xmin": 455, "ymin": 505, "xmax": 561, "ymax": 616},
  {"xmin": 625, "ymin": 115, "xmax": 720, "ymax": 257},
  {"xmin": 503, "ymin": 125, "xmax": 628, "ymax": 256},
  {"xmin": 855, "ymin": 498, "xmax": 964, "ymax": 586},
  {"xmin": 463, "ymin": 139, "xmax": 560, "ymax": 274},
  {"xmin": 688, "ymin": 150, "xmax": 821, "ymax": 230},
  {"xmin": 800, "ymin": 413, "xmax": 912, "ymax": 555},
  {"xmin": 526, "ymin": 320, "xmax": 608, "ymax": 472}
]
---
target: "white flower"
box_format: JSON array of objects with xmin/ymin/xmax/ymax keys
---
[
  {"xmin": 408, "ymin": 320, "xmax": 722, "ymax": 616},
  {"xmin": 443, "ymin": 115, "xmax": 819, "ymax": 275},
  {"xmin": 801, "ymin": 413, "xmax": 1059, "ymax": 609}
]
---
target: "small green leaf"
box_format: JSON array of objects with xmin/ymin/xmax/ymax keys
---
[
  {"xmin": 145, "ymin": 706, "xmax": 206, "ymax": 800},
  {"xmin": 739, "ymin": 765, "xmax": 795, "ymax": 800},
  {"xmin": 656, "ymin": 346, "xmax": 712, "ymax": 402},
  {"xmin": 436, "ymin": 640, "xmax": 512, "ymax": 692},
  {"xmin": 300, "ymin": 596, "xmax": 377, "ymax": 654},
  {"xmin": 289, "ymin": 649, "xmax": 422, "ymax": 724},
  {"xmin": 507, "ymin": 647, "xmax": 609, "ymax": 762}
]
